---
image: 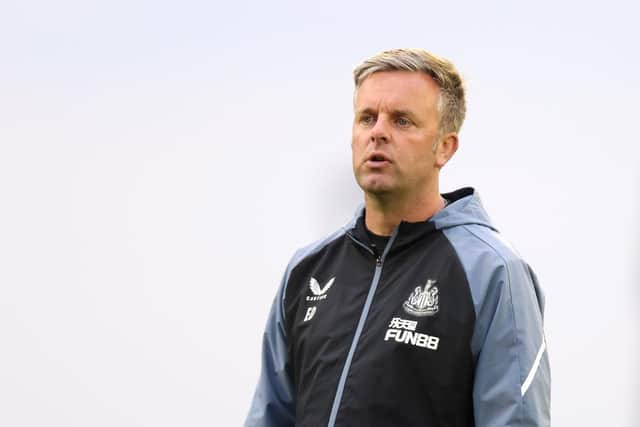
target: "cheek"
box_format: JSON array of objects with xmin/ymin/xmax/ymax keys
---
[
  {"xmin": 351, "ymin": 141, "xmax": 361, "ymax": 167},
  {"xmin": 351, "ymin": 137, "xmax": 367, "ymax": 171},
  {"xmin": 351, "ymin": 125, "xmax": 361, "ymax": 145},
  {"xmin": 351, "ymin": 131, "xmax": 364, "ymax": 153}
]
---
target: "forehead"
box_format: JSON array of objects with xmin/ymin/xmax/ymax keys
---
[{"xmin": 354, "ymin": 71, "xmax": 441, "ymax": 113}]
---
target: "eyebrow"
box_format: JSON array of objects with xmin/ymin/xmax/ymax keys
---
[
  {"xmin": 355, "ymin": 107, "xmax": 377, "ymax": 116},
  {"xmin": 390, "ymin": 109, "xmax": 415, "ymax": 118},
  {"xmin": 355, "ymin": 107, "xmax": 416, "ymax": 117}
]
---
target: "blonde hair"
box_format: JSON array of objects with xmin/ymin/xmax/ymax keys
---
[{"xmin": 353, "ymin": 48, "xmax": 466, "ymax": 135}]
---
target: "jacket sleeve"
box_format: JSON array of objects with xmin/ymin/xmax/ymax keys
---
[
  {"xmin": 244, "ymin": 275, "xmax": 296, "ymax": 427},
  {"xmin": 471, "ymin": 256, "xmax": 551, "ymax": 427}
]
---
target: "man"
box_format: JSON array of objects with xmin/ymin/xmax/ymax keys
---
[{"xmin": 245, "ymin": 48, "xmax": 550, "ymax": 426}]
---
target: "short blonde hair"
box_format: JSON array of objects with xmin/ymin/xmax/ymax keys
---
[{"xmin": 353, "ymin": 48, "xmax": 466, "ymax": 135}]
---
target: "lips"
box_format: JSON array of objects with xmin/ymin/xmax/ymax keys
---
[{"xmin": 365, "ymin": 151, "xmax": 391, "ymax": 167}]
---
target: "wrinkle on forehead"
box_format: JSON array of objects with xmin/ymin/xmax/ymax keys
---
[{"xmin": 353, "ymin": 71, "xmax": 442, "ymax": 116}]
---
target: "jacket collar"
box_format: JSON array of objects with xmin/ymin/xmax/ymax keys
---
[{"xmin": 348, "ymin": 187, "xmax": 485, "ymax": 251}]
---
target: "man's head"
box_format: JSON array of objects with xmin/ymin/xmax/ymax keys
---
[
  {"xmin": 351, "ymin": 49, "xmax": 465, "ymax": 202},
  {"xmin": 353, "ymin": 48, "xmax": 466, "ymax": 138}
]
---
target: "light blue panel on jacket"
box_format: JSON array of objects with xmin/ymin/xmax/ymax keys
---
[
  {"xmin": 442, "ymin": 217, "xmax": 551, "ymax": 426},
  {"xmin": 244, "ymin": 278, "xmax": 295, "ymax": 427}
]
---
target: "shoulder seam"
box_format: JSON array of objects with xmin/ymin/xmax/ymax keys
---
[{"xmin": 459, "ymin": 224, "xmax": 514, "ymax": 265}]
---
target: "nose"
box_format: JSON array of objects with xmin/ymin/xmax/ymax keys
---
[{"xmin": 369, "ymin": 115, "xmax": 390, "ymax": 144}]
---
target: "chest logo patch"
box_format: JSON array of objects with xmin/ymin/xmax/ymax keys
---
[
  {"xmin": 384, "ymin": 317, "xmax": 440, "ymax": 350},
  {"xmin": 303, "ymin": 306, "xmax": 317, "ymax": 322},
  {"xmin": 306, "ymin": 277, "xmax": 335, "ymax": 302},
  {"xmin": 403, "ymin": 279, "xmax": 439, "ymax": 317}
]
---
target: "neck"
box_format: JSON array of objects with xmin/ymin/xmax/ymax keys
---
[{"xmin": 364, "ymin": 187, "xmax": 445, "ymax": 236}]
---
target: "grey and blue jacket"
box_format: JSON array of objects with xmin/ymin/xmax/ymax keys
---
[{"xmin": 245, "ymin": 188, "xmax": 550, "ymax": 426}]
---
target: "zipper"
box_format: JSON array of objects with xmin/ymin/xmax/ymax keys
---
[
  {"xmin": 346, "ymin": 231, "xmax": 376, "ymax": 257},
  {"xmin": 347, "ymin": 231, "xmax": 383, "ymax": 267},
  {"xmin": 327, "ymin": 229, "xmax": 398, "ymax": 427}
]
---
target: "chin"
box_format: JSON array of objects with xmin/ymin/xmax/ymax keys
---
[{"xmin": 358, "ymin": 179, "xmax": 395, "ymax": 195}]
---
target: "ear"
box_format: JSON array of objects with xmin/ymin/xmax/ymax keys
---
[{"xmin": 434, "ymin": 133, "xmax": 458, "ymax": 168}]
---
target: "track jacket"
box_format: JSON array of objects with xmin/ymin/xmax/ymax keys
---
[{"xmin": 245, "ymin": 188, "xmax": 550, "ymax": 427}]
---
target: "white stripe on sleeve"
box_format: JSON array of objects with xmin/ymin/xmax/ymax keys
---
[{"xmin": 521, "ymin": 339, "xmax": 546, "ymax": 396}]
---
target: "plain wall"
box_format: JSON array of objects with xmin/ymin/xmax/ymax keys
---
[{"xmin": 1, "ymin": 0, "xmax": 639, "ymax": 425}]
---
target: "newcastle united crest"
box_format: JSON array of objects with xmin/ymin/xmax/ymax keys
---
[{"xmin": 403, "ymin": 279, "xmax": 439, "ymax": 317}]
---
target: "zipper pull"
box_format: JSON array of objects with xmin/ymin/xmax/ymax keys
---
[{"xmin": 376, "ymin": 256, "xmax": 382, "ymax": 267}]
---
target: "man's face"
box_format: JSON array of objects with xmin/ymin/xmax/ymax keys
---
[{"xmin": 352, "ymin": 71, "xmax": 442, "ymax": 198}]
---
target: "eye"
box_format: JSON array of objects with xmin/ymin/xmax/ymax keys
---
[
  {"xmin": 395, "ymin": 117, "xmax": 412, "ymax": 127},
  {"xmin": 359, "ymin": 114, "xmax": 375, "ymax": 126}
]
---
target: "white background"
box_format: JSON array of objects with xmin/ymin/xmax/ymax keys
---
[{"xmin": 1, "ymin": 0, "xmax": 639, "ymax": 425}]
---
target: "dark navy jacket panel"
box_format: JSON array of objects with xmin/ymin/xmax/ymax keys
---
[
  {"xmin": 284, "ymin": 236, "xmax": 377, "ymax": 426},
  {"xmin": 245, "ymin": 224, "xmax": 355, "ymax": 427},
  {"xmin": 335, "ymin": 230, "xmax": 475, "ymax": 427}
]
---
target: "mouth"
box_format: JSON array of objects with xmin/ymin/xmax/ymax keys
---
[{"xmin": 365, "ymin": 152, "xmax": 391, "ymax": 167}]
